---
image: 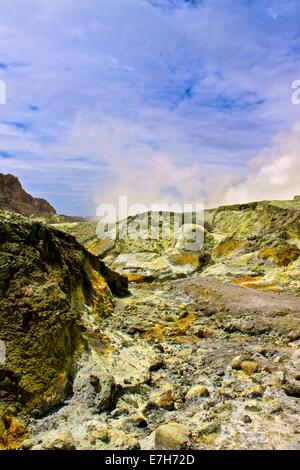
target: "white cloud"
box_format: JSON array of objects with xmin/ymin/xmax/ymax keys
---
[
  {"xmin": 0, "ymin": 0, "xmax": 300, "ymax": 214},
  {"xmin": 208, "ymin": 122, "xmax": 300, "ymax": 207}
]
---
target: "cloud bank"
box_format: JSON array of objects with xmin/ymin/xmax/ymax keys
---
[
  {"xmin": 210, "ymin": 122, "xmax": 300, "ymax": 207},
  {"xmin": 0, "ymin": 0, "xmax": 299, "ymax": 214}
]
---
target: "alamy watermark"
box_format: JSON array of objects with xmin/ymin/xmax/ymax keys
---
[
  {"xmin": 0, "ymin": 80, "xmax": 6, "ymax": 104},
  {"xmin": 96, "ymin": 196, "xmax": 204, "ymax": 251},
  {"xmin": 291, "ymin": 80, "xmax": 300, "ymax": 105},
  {"xmin": 0, "ymin": 340, "xmax": 6, "ymax": 365}
]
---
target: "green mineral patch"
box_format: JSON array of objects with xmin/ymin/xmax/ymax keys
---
[
  {"xmin": 0, "ymin": 211, "xmax": 126, "ymax": 427},
  {"xmin": 259, "ymin": 244, "xmax": 300, "ymax": 267},
  {"xmin": 214, "ymin": 239, "xmax": 246, "ymax": 257}
]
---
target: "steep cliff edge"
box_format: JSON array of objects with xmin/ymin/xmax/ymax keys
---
[
  {"xmin": 0, "ymin": 211, "xmax": 128, "ymax": 448},
  {"xmin": 1, "ymin": 177, "xmax": 299, "ymax": 450},
  {"xmin": 0, "ymin": 173, "xmax": 56, "ymax": 217},
  {"xmin": 54, "ymin": 198, "xmax": 300, "ymax": 291}
]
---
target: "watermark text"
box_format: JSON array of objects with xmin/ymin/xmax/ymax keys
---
[
  {"xmin": 0, "ymin": 80, "xmax": 6, "ymax": 104},
  {"xmin": 0, "ymin": 340, "xmax": 6, "ymax": 365},
  {"xmin": 291, "ymin": 80, "xmax": 300, "ymax": 105},
  {"xmin": 96, "ymin": 197, "xmax": 204, "ymax": 251}
]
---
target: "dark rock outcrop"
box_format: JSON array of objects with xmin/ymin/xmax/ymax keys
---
[
  {"xmin": 0, "ymin": 173, "xmax": 56, "ymax": 217},
  {"xmin": 0, "ymin": 211, "xmax": 128, "ymax": 422}
]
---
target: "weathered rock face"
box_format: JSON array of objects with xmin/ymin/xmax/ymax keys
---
[
  {"xmin": 55, "ymin": 212, "xmax": 213, "ymax": 282},
  {"xmin": 26, "ymin": 276, "xmax": 300, "ymax": 450},
  {"xmin": 154, "ymin": 422, "xmax": 190, "ymax": 450},
  {"xmin": 0, "ymin": 211, "xmax": 128, "ymax": 425},
  {"xmin": 55, "ymin": 198, "xmax": 300, "ymax": 291},
  {"xmin": 4, "ymin": 195, "xmax": 298, "ymax": 451},
  {"xmin": 0, "ymin": 173, "xmax": 56, "ymax": 217}
]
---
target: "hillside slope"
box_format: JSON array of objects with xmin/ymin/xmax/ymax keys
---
[
  {"xmin": 0, "ymin": 174, "xmax": 56, "ymax": 217},
  {"xmin": 54, "ymin": 198, "xmax": 300, "ymax": 291},
  {"xmin": 0, "ymin": 211, "xmax": 128, "ymax": 449}
]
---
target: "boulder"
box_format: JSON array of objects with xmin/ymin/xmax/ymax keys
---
[
  {"xmin": 89, "ymin": 427, "xmax": 109, "ymax": 444},
  {"xmin": 240, "ymin": 361, "xmax": 260, "ymax": 375},
  {"xmin": 196, "ymin": 421, "xmax": 220, "ymax": 436},
  {"xmin": 150, "ymin": 385, "xmax": 175, "ymax": 410},
  {"xmin": 231, "ymin": 356, "xmax": 242, "ymax": 370},
  {"xmin": 0, "ymin": 211, "xmax": 126, "ymax": 417},
  {"xmin": 185, "ymin": 385, "xmax": 210, "ymax": 400},
  {"xmin": 43, "ymin": 432, "xmax": 76, "ymax": 450},
  {"xmin": 155, "ymin": 422, "xmax": 190, "ymax": 450}
]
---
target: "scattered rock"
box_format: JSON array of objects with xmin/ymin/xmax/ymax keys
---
[
  {"xmin": 111, "ymin": 407, "xmax": 130, "ymax": 418},
  {"xmin": 3, "ymin": 195, "xmax": 300, "ymax": 451},
  {"xmin": 177, "ymin": 348, "xmax": 193, "ymax": 359},
  {"xmin": 244, "ymin": 400, "xmax": 262, "ymax": 412},
  {"xmin": 155, "ymin": 422, "xmax": 190, "ymax": 450},
  {"xmin": 19, "ymin": 438, "xmax": 33, "ymax": 450},
  {"xmin": 196, "ymin": 422, "xmax": 220, "ymax": 436},
  {"xmin": 231, "ymin": 356, "xmax": 242, "ymax": 370},
  {"xmin": 240, "ymin": 361, "xmax": 260, "ymax": 375},
  {"xmin": 126, "ymin": 415, "xmax": 148, "ymax": 428},
  {"xmin": 185, "ymin": 385, "xmax": 210, "ymax": 400},
  {"xmin": 109, "ymin": 430, "xmax": 140, "ymax": 450},
  {"xmin": 90, "ymin": 427, "xmax": 109, "ymax": 444},
  {"xmin": 274, "ymin": 371, "xmax": 286, "ymax": 385},
  {"xmin": 263, "ymin": 444, "xmax": 275, "ymax": 450},
  {"xmin": 283, "ymin": 382, "xmax": 300, "ymax": 398},
  {"xmin": 43, "ymin": 432, "xmax": 76, "ymax": 450},
  {"xmin": 150, "ymin": 385, "xmax": 175, "ymax": 410},
  {"xmin": 242, "ymin": 415, "xmax": 252, "ymax": 424},
  {"xmin": 218, "ymin": 388, "xmax": 235, "ymax": 399},
  {"xmin": 0, "ymin": 416, "xmax": 7, "ymax": 449},
  {"xmin": 243, "ymin": 384, "xmax": 264, "ymax": 398},
  {"xmin": 267, "ymin": 401, "xmax": 283, "ymax": 414},
  {"xmin": 0, "ymin": 416, "xmax": 28, "ymax": 450}
]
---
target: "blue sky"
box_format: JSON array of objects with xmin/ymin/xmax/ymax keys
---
[{"xmin": 0, "ymin": 0, "xmax": 300, "ymax": 214}]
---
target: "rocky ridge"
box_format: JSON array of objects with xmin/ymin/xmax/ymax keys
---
[
  {"xmin": 0, "ymin": 174, "xmax": 56, "ymax": 217},
  {"xmin": 55, "ymin": 197, "xmax": 300, "ymax": 291},
  {"xmin": 0, "ymin": 211, "xmax": 127, "ymax": 449},
  {"xmin": 26, "ymin": 276, "xmax": 300, "ymax": 450},
  {"xmin": 0, "ymin": 183, "xmax": 300, "ymax": 450}
]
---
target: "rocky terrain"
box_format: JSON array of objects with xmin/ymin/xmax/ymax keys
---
[
  {"xmin": 0, "ymin": 178, "xmax": 299, "ymax": 450},
  {"xmin": 56, "ymin": 197, "xmax": 300, "ymax": 292},
  {"xmin": 0, "ymin": 174, "xmax": 56, "ymax": 217},
  {"xmin": 26, "ymin": 276, "xmax": 300, "ymax": 450},
  {"xmin": 0, "ymin": 173, "xmax": 85, "ymax": 223},
  {"xmin": 0, "ymin": 211, "xmax": 127, "ymax": 449}
]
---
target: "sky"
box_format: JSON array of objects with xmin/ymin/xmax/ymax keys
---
[{"xmin": 0, "ymin": 0, "xmax": 300, "ymax": 215}]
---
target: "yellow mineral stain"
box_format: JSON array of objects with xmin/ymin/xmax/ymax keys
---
[{"xmin": 230, "ymin": 277, "xmax": 281, "ymax": 291}]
